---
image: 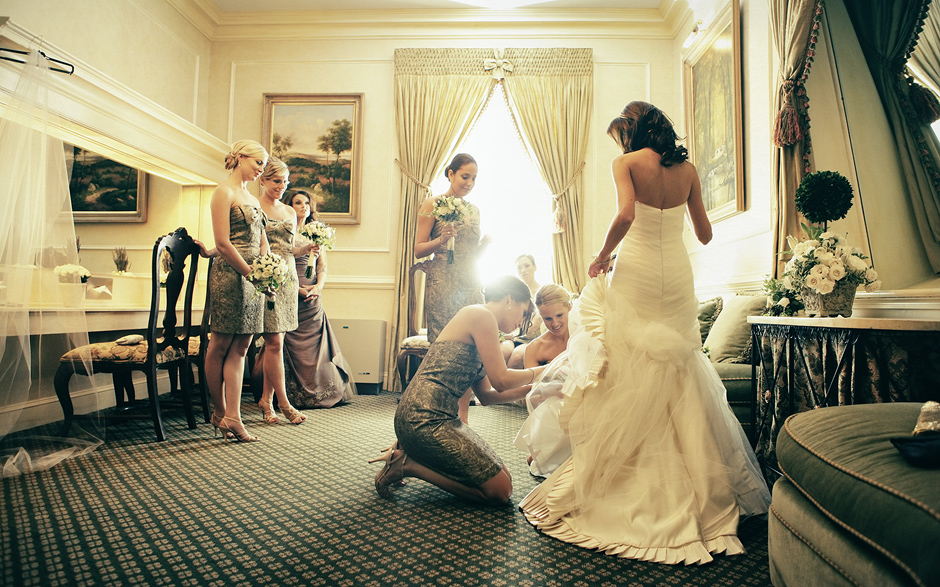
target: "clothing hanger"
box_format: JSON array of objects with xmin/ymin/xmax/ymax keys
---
[{"xmin": 0, "ymin": 47, "xmax": 74, "ymax": 75}]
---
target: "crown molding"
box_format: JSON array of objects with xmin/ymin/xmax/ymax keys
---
[
  {"xmin": 165, "ymin": 1, "xmax": 690, "ymax": 41},
  {"xmin": 0, "ymin": 19, "xmax": 227, "ymax": 185}
]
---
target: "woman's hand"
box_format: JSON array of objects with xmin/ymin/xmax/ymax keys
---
[
  {"xmin": 478, "ymin": 234, "xmax": 492, "ymax": 249},
  {"xmin": 439, "ymin": 223, "xmax": 458, "ymax": 244},
  {"xmin": 194, "ymin": 239, "xmax": 216, "ymax": 258},
  {"xmin": 588, "ymin": 255, "xmax": 613, "ymax": 278},
  {"xmin": 310, "ymin": 244, "xmax": 321, "ymax": 256},
  {"xmin": 299, "ymin": 284, "xmax": 320, "ymax": 302}
]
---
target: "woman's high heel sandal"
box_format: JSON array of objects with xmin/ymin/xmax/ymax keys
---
[
  {"xmin": 371, "ymin": 448, "xmax": 408, "ymax": 498},
  {"xmin": 218, "ymin": 416, "xmax": 260, "ymax": 443},
  {"xmin": 280, "ymin": 404, "xmax": 307, "ymax": 425},
  {"xmin": 210, "ymin": 414, "xmax": 234, "ymax": 440},
  {"xmin": 258, "ymin": 400, "xmax": 279, "ymax": 424}
]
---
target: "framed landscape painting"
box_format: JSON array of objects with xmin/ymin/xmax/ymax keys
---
[
  {"xmin": 262, "ymin": 93, "xmax": 363, "ymax": 225},
  {"xmin": 65, "ymin": 143, "xmax": 148, "ymax": 223},
  {"xmin": 683, "ymin": 1, "xmax": 745, "ymax": 222}
]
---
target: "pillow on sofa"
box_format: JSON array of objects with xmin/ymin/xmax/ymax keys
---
[
  {"xmin": 704, "ymin": 294, "xmax": 767, "ymax": 364},
  {"xmin": 697, "ymin": 297, "xmax": 723, "ymax": 343}
]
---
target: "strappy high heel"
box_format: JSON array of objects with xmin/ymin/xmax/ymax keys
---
[
  {"xmin": 258, "ymin": 400, "xmax": 279, "ymax": 424},
  {"xmin": 371, "ymin": 448, "xmax": 408, "ymax": 498},
  {"xmin": 280, "ymin": 404, "xmax": 307, "ymax": 425},
  {"xmin": 218, "ymin": 416, "xmax": 260, "ymax": 443},
  {"xmin": 210, "ymin": 414, "xmax": 234, "ymax": 440}
]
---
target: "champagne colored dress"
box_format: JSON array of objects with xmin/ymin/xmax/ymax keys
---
[
  {"xmin": 394, "ymin": 340, "xmax": 503, "ymax": 486},
  {"xmin": 424, "ymin": 202, "xmax": 484, "ymax": 343},
  {"xmin": 261, "ymin": 217, "xmax": 298, "ymax": 334},
  {"xmin": 519, "ymin": 202, "xmax": 770, "ymax": 565},
  {"xmin": 208, "ymin": 204, "xmax": 265, "ymax": 334}
]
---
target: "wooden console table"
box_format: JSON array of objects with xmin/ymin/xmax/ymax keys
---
[{"xmin": 748, "ymin": 316, "xmax": 940, "ymax": 471}]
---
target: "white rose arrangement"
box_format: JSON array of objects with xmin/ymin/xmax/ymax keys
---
[
  {"xmin": 248, "ymin": 253, "xmax": 292, "ymax": 310},
  {"xmin": 428, "ymin": 195, "xmax": 472, "ymax": 264},
  {"xmin": 783, "ymin": 229, "xmax": 881, "ymax": 296},
  {"xmin": 54, "ymin": 264, "xmax": 91, "ymax": 284},
  {"xmin": 298, "ymin": 221, "xmax": 336, "ymax": 279}
]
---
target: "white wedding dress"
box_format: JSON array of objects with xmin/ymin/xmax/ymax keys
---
[{"xmin": 519, "ymin": 202, "xmax": 770, "ymax": 565}]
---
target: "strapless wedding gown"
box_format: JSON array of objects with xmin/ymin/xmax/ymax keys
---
[{"xmin": 519, "ymin": 201, "xmax": 770, "ymax": 565}]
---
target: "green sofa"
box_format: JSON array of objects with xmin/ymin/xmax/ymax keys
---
[{"xmin": 769, "ymin": 404, "xmax": 939, "ymax": 587}]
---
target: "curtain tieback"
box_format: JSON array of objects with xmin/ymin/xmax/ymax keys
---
[
  {"xmin": 549, "ymin": 161, "xmax": 586, "ymax": 233},
  {"xmin": 395, "ymin": 159, "xmax": 432, "ymax": 196},
  {"xmin": 773, "ymin": 79, "xmax": 808, "ymax": 147},
  {"xmin": 483, "ymin": 49, "xmax": 514, "ymax": 80}
]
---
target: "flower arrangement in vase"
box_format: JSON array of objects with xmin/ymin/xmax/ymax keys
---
[
  {"xmin": 764, "ymin": 170, "xmax": 880, "ymax": 317},
  {"xmin": 53, "ymin": 264, "xmax": 91, "ymax": 307}
]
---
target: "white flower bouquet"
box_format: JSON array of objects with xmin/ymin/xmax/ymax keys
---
[
  {"xmin": 248, "ymin": 253, "xmax": 292, "ymax": 310},
  {"xmin": 783, "ymin": 228, "xmax": 881, "ymax": 295},
  {"xmin": 54, "ymin": 264, "xmax": 91, "ymax": 284},
  {"xmin": 429, "ymin": 195, "xmax": 472, "ymax": 264},
  {"xmin": 298, "ymin": 221, "xmax": 336, "ymax": 279}
]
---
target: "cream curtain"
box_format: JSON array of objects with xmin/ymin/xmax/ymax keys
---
[
  {"xmin": 770, "ymin": 0, "xmax": 824, "ymax": 278},
  {"xmin": 502, "ymin": 48, "xmax": 593, "ymax": 294},
  {"xmin": 910, "ymin": 6, "xmax": 940, "ymax": 88},
  {"xmin": 386, "ymin": 49, "xmax": 495, "ymax": 391}
]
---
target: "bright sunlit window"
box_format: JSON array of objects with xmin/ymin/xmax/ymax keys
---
[{"xmin": 429, "ymin": 84, "xmax": 555, "ymax": 288}]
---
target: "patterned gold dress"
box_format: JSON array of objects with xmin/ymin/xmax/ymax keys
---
[
  {"xmin": 261, "ymin": 217, "xmax": 298, "ymax": 334},
  {"xmin": 424, "ymin": 202, "xmax": 484, "ymax": 343},
  {"xmin": 208, "ymin": 204, "xmax": 265, "ymax": 334},
  {"xmin": 394, "ymin": 340, "xmax": 503, "ymax": 486}
]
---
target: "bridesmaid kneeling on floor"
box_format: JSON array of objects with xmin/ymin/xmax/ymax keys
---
[{"xmin": 372, "ymin": 275, "xmax": 546, "ymax": 505}]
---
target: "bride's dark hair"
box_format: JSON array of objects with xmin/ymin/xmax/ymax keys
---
[{"xmin": 606, "ymin": 101, "xmax": 688, "ymax": 167}]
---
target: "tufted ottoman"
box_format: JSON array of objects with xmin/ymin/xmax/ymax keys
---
[{"xmin": 768, "ymin": 403, "xmax": 940, "ymax": 586}]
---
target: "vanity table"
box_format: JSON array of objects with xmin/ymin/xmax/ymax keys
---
[{"xmin": 748, "ymin": 315, "xmax": 940, "ymax": 470}]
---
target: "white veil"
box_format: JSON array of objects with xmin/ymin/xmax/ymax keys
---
[{"xmin": 0, "ymin": 46, "xmax": 103, "ymax": 476}]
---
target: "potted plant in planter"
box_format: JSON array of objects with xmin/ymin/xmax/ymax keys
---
[{"xmin": 782, "ymin": 170, "xmax": 880, "ymax": 317}]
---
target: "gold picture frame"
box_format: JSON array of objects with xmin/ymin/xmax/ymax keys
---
[
  {"xmin": 66, "ymin": 143, "xmax": 148, "ymax": 223},
  {"xmin": 262, "ymin": 93, "xmax": 363, "ymax": 225},
  {"xmin": 683, "ymin": 1, "xmax": 745, "ymax": 221}
]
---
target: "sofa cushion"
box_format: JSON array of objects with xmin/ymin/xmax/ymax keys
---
[
  {"xmin": 697, "ymin": 296, "xmax": 723, "ymax": 343},
  {"xmin": 703, "ymin": 294, "xmax": 766, "ymax": 363},
  {"xmin": 777, "ymin": 403, "xmax": 940, "ymax": 587}
]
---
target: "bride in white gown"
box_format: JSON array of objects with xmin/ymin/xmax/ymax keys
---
[{"xmin": 519, "ymin": 101, "xmax": 770, "ymax": 565}]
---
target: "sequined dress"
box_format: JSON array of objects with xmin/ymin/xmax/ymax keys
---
[
  {"xmin": 394, "ymin": 340, "xmax": 503, "ymax": 486},
  {"xmin": 424, "ymin": 202, "xmax": 484, "ymax": 343},
  {"xmin": 262, "ymin": 217, "xmax": 298, "ymax": 334},
  {"xmin": 208, "ymin": 204, "xmax": 265, "ymax": 334}
]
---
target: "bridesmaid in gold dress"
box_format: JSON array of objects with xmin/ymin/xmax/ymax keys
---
[
  {"xmin": 414, "ymin": 154, "xmax": 490, "ymax": 422},
  {"xmin": 203, "ymin": 140, "xmax": 273, "ymax": 443},
  {"xmin": 372, "ymin": 276, "xmax": 546, "ymax": 505},
  {"xmin": 254, "ymin": 158, "xmax": 310, "ymax": 425}
]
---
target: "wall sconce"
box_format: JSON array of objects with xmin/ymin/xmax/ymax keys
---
[{"xmin": 682, "ymin": 20, "xmax": 705, "ymax": 49}]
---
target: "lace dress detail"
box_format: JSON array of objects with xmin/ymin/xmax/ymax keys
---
[{"xmin": 261, "ymin": 217, "xmax": 298, "ymax": 333}]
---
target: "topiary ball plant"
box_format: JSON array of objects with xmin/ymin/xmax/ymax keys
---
[{"xmin": 794, "ymin": 170, "xmax": 854, "ymax": 227}]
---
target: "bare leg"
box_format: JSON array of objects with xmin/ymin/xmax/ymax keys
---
[
  {"xmin": 261, "ymin": 332, "xmax": 305, "ymax": 424},
  {"xmin": 221, "ymin": 334, "xmax": 253, "ymax": 421},
  {"xmin": 205, "ymin": 333, "xmax": 236, "ymax": 421},
  {"xmin": 387, "ymin": 452, "xmax": 512, "ymax": 505}
]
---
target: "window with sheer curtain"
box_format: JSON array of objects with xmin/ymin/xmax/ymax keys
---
[{"xmin": 429, "ymin": 84, "xmax": 554, "ymax": 287}]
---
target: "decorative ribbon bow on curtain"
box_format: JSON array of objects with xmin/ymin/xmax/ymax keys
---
[{"xmin": 483, "ymin": 49, "xmax": 514, "ymax": 80}]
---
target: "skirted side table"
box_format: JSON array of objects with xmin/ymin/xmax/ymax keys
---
[{"xmin": 748, "ymin": 315, "xmax": 940, "ymax": 473}]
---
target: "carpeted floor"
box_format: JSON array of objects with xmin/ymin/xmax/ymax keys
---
[{"xmin": 1, "ymin": 393, "xmax": 773, "ymax": 587}]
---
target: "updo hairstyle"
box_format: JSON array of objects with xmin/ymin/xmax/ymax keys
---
[
  {"xmin": 606, "ymin": 101, "xmax": 688, "ymax": 167},
  {"xmin": 444, "ymin": 153, "xmax": 477, "ymax": 180},
  {"xmin": 535, "ymin": 284, "xmax": 572, "ymax": 310},
  {"xmin": 224, "ymin": 139, "xmax": 268, "ymax": 171},
  {"xmin": 483, "ymin": 275, "xmax": 535, "ymax": 334},
  {"xmin": 261, "ymin": 156, "xmax": 288, "ymax": 181}
]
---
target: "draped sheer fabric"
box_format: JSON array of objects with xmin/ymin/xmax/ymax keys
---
[{"xmin": 0, "ymin": 48, "xmax": 103, "ymax": 476}]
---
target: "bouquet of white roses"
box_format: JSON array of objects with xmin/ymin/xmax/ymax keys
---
[
  {"xmin": 54, "ymin": 264, "xmax": 91, "ymax": 284},
  {"xmin": 783, "ymin": 226, "xmax": 881, "ymax": 296},
  {"xmin": 429, "ymin": 195, "xmax": 472, "ymax": 264},
  {"xmin": 248, "ymin": 253, "xmax": 292, "ymax": 310},
  {"xmin": 298, "ymin": 220, "xmax": 336, "ymax": 279}
]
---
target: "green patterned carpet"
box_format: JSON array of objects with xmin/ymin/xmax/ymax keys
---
[{"xmin": 1, "ymin": 393, "xmax": 772, "ymax": 587}]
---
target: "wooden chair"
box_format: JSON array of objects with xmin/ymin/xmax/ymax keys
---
[
  {"xmin": 396, "ymin": 260, "xmax": 433, "ymax": 390},
  {"xmin": 167, "ymin": 255, "xmax": 212, "ymax": 423},
  {"xmin": 54, "ymin": 227, "xmax": 202, "ymax": 441}
]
